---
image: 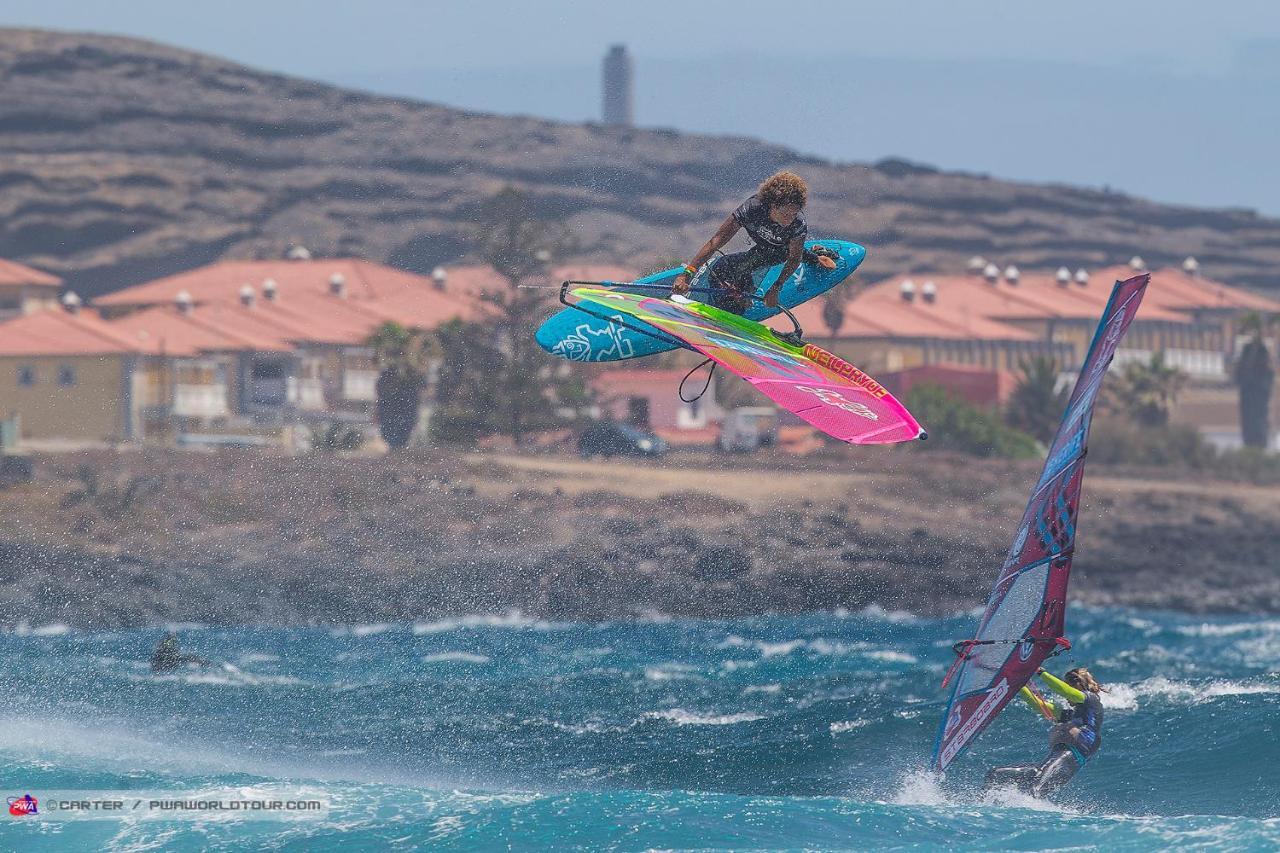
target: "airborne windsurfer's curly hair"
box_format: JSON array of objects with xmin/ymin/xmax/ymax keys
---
[{"xmin": 757, "ymin": 171, "xmax": 808, "ymax": 209}]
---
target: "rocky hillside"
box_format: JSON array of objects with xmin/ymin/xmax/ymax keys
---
[
  {"xmin": 3, "ymin": 28, "xmax": 1280, "ymax": 297},
  {"xmin": 2, "ymin": 449, "xmax": 1277, "ymax": 628}
]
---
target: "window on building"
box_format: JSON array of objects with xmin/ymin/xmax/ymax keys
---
[
  {"xmin": 17, "ymin": 366, "xmax": 36, "ymax": 386},
  {"xmin": 58, "ymin": 365, "xmax": 76, "ymax": 387}
]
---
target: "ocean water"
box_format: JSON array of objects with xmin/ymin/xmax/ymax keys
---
[{"xmin": 2, "ymin": 607, "xmax": 1278, "ymax": 851}]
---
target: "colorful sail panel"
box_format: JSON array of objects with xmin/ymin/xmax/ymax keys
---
[
  {"xmin": 932, "ymin": 273, "xmax": 1150, "ymax": 773},
  {"xmin": 566, "ymin": 287, "xmax": 926, "ymax": 445}
]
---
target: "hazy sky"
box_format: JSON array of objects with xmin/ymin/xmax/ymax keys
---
[{"xmin": 6, "ymin": 1, "xmax": 1280, "ymax": 212}]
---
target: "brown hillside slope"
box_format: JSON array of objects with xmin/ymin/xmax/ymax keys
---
[
  {"xmin": 3, "ymin": 28, "xmax": 1280, "ymax": 297},
  {"xmin": 1, "ymin": 450, "xmax": 1276, "ymax": 627}
]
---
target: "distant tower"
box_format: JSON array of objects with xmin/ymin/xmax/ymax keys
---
[{"xmin": 602, "ymin": 44, "xmax": 633, "ymax": 127}]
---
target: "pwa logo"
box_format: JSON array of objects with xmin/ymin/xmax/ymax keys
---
[
  {"xmin": 795, "ymin": 386, "xmax": 878, "ymax": 420},
  {"xmin": 8, "ymin": 794, "xmax": 38, "ymax": 816}
]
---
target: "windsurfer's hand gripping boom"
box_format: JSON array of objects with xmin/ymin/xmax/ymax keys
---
[{"xmin": 672, "ymin": 215, "xmax": 741, "ymax": 296}]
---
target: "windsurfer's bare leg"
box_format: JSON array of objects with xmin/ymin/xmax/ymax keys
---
[
  {"xmin": 984, "ymin": 764, "xmax": 1040, "ymax": 793},
  {"xmin": 707, "ymin": 258, "xmax": 754, "ymax": 315},
  {"xmin": 1030, "ymin": 748, "xmax": 1081, "ymax": 798}
]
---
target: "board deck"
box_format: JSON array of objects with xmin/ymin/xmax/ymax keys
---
[{"xmin": 536, "ymin": 239, "xmax": 865, "ymax": 362}]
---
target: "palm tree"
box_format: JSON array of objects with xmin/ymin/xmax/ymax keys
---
[
  {"xmin": 821, "ymin": 295, "xmax": 847, "ymax": 337},
  {"xmin": 1105, "ymin": 352, "xmax": 1187, "ymax": 428},
  {"xmin": 368, "ymin": 322, "xmax": 435, "ymax": 449},
  {"xmin": 1234, "ymin": 313, "xmax": 1275, "ymax": 449},
  {"xmin": 430, "ymin": 185, "xmax": 584, "ymax": 448},
  {"xmin": 1005, "ymin": 356, "xmax": 1069, "ymax": 443}
]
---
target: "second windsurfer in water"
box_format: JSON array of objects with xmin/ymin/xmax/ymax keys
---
[
  {"xmin": 672, "ymin": 171, "xmax": 837, "ymax": 314},
  {"xmin": 984, "ymin": 666, "xmax": 1106, "ymax": 798}
]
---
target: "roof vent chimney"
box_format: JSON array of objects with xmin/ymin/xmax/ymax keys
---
[
  {"xmin": 983, "ymin": 262, "xmax": 1000, "ymax": 283},
  {"xmin": 1074, "ymin": 268, "xmax": 1089, "ymax": 286},
  {"xmin": 286, "ymin": 245, "xmax": 312, "ymax": 261},
  {"xmin": 175, "ymin": 290, "xmax": 194, "ymax": 315},
  {"xmin": 61, "ymin": 291, "xmax": 82, "ymax": 314},
  {"xmin": 1056, "ymin": 266, "xmax": 1071, "ymax": 286},
  {"xmin": 1129, "ymin": 255, "xmax": 1146, "ymax": 271},
  {"xmin": 431, "ymin": 266, "xmax": 447, "ymax": 290},
  {"xmin": 239, "ymin": 284, "xmax": 256, "ymax": 308},
  {"xmin": 921, "ymin": 280, "xmax": 937, "ymax": 303},
  {"xmin": 1183, "ymin": 256, "xmax": 1200, "ymax": 276},
  {"xmin": 1004, "ymin": 265, "xmax": 1021, "ymax": 285},
  {"xmin": 967, "ymin": 256, "xmax": 987, "ymax": 274},
  {"xmin": 262, "ymin": 278, "xmax": 278, "ymax": 302},
  {"xmin": 329, "ymin": 272, "xmax": 346, "ymax": 298},
  {"xmin": 899, "ymin": 279, "xmax": 916, "ymax": 302}
]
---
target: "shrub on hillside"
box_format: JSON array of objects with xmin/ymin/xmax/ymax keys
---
[
  {"xmin": 1086, "ymin": 417, "xmax": 1215, "ymax": 468},
  {"xmin": 904, "ymin": 384, "xmax": 1040, "ymax": 459},
  {"xmin": 1212, "ymin": 446, "xmax": 1280, "ymax": 484},
  {"xmin": 1088, "ymin": 416, "xmax": 1280, "ymax": 483}
]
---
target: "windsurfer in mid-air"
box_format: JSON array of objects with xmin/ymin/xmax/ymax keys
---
[
  {"xmin": 984, "ymin": 666, "xmax": 1106, "ymax": 798},
  {"xmin": 671, "ymin": 171, "xmax": 837, "ymax": 315}
]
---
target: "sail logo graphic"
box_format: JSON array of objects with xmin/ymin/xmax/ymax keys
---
[
  {"xmin": 940, "ymin": 678, "xmax": 1010, "ymax": 767},
  {"xmin": 8, "ymin": 794, "xmax": 38, "ymax": 816},
  {"xmin": 795, "ymin": 386, "xmax": 878, "ymax": 420}
]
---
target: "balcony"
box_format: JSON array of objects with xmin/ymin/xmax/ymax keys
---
[{"xmin": 173, "ymin": 383, "xmax": 230, "ymax": 418}]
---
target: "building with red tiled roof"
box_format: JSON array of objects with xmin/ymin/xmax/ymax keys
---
[
  {"xmin": 796, "ymin": 259, "xmax": 1276, "ymax": 382},
  {"xmin": 0, "ymin": 305, "xmax": 137, "ymax": 357},
  {"xmin": 109, "ymin": 305, "xmax": 263, "ymax": 357},
  {"xmin": 4, "ymin": 250, "xmax": 652, "ymax": 445},
  {"xmin": 878, "ymin": 364, "xmax": 1019, "ymax": 408},
  {"xmin": 0, "ymin": 306, "xmax": 141, "ymax": 442},
  {"xmin": 0, "ymin": 257, "xmax": 63, "ymax": 322},
  {"xmin": 791, "ymin": 275, "xmax": 1070, "ymax": 377},
  {"xmin": 590, "ymin": 368, "xmax": 723, "ymax": 437},
  {"xmin": 95, "ymin": 258, "xmax": 470, "ymax": 314}
]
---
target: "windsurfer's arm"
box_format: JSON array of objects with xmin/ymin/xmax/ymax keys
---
[
  {"xmin": 763, "ymin": 237, "xmax": 805, "ymax": 308},
  {"xmin": 1019, "ymin": 685, "xmax": 1056, "ymax": 720},
  {"xmin": 673, "ymin": 216, "xmax": 740, "ymax": 295},
  {"xmin": 1038, "ymin": 669, "xmax": 1087, "ymax": 704}
]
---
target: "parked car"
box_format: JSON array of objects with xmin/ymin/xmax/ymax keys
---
[
  {"xmin": 578, "ymin": 422, "xmax": 668, "ymax": 458},
  {"xmin": 718, "ymin": 407, "xmax": 778, "ymax": 452}
]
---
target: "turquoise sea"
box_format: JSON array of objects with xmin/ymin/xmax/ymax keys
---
[{"xmin": 2, "ymin": 607, "xmax": 1278, "ymax": 850}]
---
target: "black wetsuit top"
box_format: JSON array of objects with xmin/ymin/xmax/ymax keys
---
[{"xmin": 712, "ymin": 195, "xmax": 808, "ymax": 288}]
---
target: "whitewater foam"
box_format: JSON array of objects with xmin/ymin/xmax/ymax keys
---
[
  {"xmin": 830, "ymin": 719, "xmax": 872, "ymax": 734},
  {"xmin": 642, "ymin": 709, "xmax": 765, "ymax": 726},
  {"xmin": 1130, "ymin": 676, "xmax": 1280, "ymax": 703},
  {"xmin": 422, "ymin": 652, "xmax": 491, "ymax": 664},
  {"xmin": 9, "ymin": 621, "xmax": 72, "ymax": 636},
  {"xmin": 412, "ymin": 610, "xmax": 568, "ymax": 634}
]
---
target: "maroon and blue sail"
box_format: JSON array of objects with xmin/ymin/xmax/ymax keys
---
[{"xmin": 932, "ymin": 273, "xmax": 1150, "ymax": 773}]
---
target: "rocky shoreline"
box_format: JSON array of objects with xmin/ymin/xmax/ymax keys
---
[{"xmin": 1, "ymin": 448, "xmax": 1278, "ymax": 629}]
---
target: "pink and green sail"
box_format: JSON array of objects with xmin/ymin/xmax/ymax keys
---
[{"xmin": 565, "ymin": 287, "xmax": 926, "ymax": 445}]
